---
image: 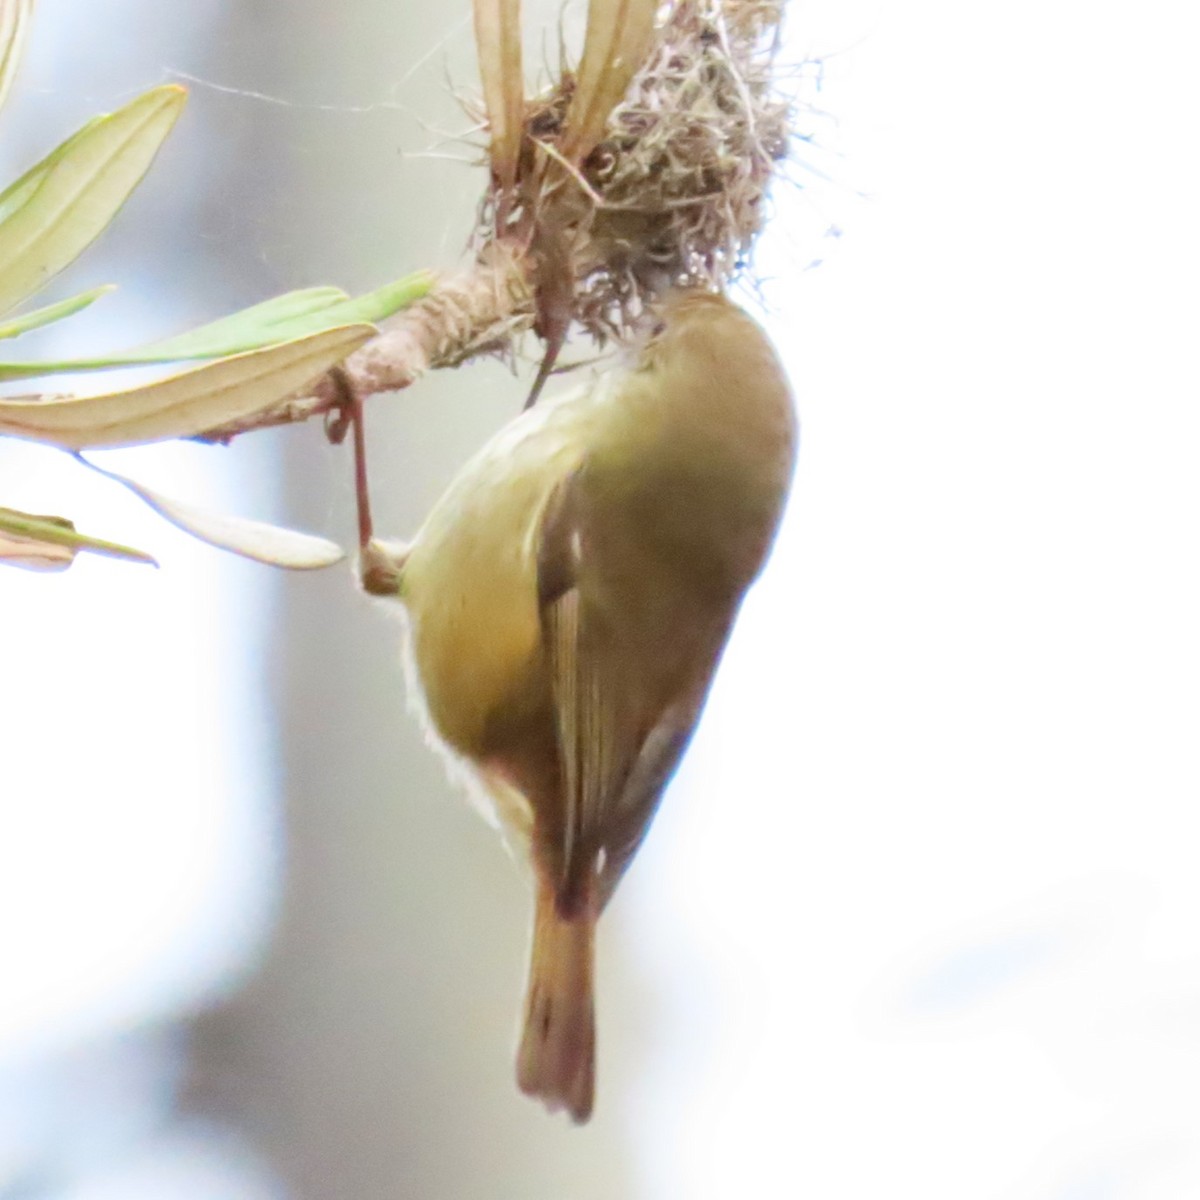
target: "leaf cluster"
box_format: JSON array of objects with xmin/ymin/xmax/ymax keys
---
[{"xmin": 0, "ymin": 8, "xmax": 429, "ymax": 572}]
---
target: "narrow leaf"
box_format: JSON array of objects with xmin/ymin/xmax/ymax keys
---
[
  {"xmin": 0, "ymin": 116, "xmax": 104, "ymax": 226},
  {"xmin": 82, "ymin": 460, "xmax": 346, "ymax": 570},
  {"xmin": 0, "ymin": 0, "xmax": 33, "ymax": 117},
  {"xmin": 0, "ymin": 271, "xmax": 434, "ymax": 381},
  {"xmin": 0, "ymin": 504, "xmax": 155, "ymax": 570},
  {"xmin": 131, "ymin": 286, "xmax": 353, "ymax": 361},
  {"xmin": 0, "ymin": 323, "xmax": 373, "ymax": 450},
  {"xmin": 129, "ymin": 269, "xmax": 434, "ymax": 362},
  {"xmin": 560, "ymin": 0, "xmax": 657, "ymax": 163},
  {"xmin": 285, "ymin": 270, "xmax": 436, "ymax": 331},
  {"xmin": 473, "ymin": 0, "xmax": 525, "ymax": 196},
  {"xmin": 0, "ymin": 284, "xmax": 114, "ymax": 340},
  {"xmin": 0, "ymin": 85, "xmax": 187, "ymax": 316}
]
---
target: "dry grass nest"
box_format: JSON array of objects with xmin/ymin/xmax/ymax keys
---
[{"xmin": 473, "ymin": 0, "xmax": 800, "ymax": 347}]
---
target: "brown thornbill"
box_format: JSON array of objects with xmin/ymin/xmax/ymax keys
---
[{"xmin": 362, "ymin": 291, "xmax": 797, "ymax": 1121}]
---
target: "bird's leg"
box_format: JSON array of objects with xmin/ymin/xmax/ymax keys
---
[
  {"xmin": 327, "ymin": 367, "xmax": 409, "ymax": 596},
  {"xmin": 325, "ymin": 366, "xmax": 375, "ymax": 551}
]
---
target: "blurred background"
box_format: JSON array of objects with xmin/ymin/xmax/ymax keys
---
[{"xmin": 1, "ymin": 1, "xmax": 1199, "ymax": 1197}]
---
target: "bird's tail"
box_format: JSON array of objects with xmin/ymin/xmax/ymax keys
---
[{"xmin": 516, "ymin": 878, "xmax": 596, "ymax": 1123}]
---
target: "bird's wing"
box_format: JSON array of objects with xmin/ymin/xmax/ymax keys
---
[
  {"xmin": 593, "ymin": 689, "xmax": 711, "ymax": 908},
  {"xmin": 537, "ymin": 470, "xmax": 618, "ymax": 909},
  {"xmin": 536, "ymin": 469, "xmax": 715, "ymax": 911}
]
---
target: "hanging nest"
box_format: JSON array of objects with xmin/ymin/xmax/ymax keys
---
[
  {"xmin": 472, "ymin": 0, "xmax": 797, "ymax": 349},
  {"xmin": 204, "ymin": 0, "xmax": 809, "ymax": 438}
]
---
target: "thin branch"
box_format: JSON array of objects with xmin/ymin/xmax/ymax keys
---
[{"xmin": 199, "ymin": 241, "xmax": 534, "ymax": 442}]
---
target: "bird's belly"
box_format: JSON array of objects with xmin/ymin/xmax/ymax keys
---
[{"xmin": 407, "ymin": 550, "xmax": 544, "ymax": 758}]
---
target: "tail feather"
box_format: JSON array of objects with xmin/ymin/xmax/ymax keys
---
[{"xmin": 516, "ymin": 880, "xmax": 596, "ymax": 1122}]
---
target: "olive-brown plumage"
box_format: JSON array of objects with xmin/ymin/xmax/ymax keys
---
[{"xmin": 380, "ymin": 292, "xmax": 796, "ymax": 1122}]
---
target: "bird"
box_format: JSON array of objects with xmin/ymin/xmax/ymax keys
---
[{"xmin": 362, "ymin": 289, "xmax": 797, "ymax": 1122}]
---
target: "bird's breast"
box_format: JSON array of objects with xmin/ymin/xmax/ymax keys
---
[{"xmin": 399, "ymin": 396, "xmax": 591, "ymax": 756}]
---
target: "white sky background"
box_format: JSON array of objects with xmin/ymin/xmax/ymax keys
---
[
  {"xmin": 624, "ymin": 1, "xmax": 1200, "ymax": 1198},
  {"xmin": 0, "ymin": 6, "xmax": 282, "ymax": 1194}
]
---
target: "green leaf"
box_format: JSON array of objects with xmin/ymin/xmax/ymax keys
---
[
  {"xmin": 285, "ymin": 270, "xmax": 436, "ymax": 332},
  {"xmin": 0, "ymin": 116, "xmax": 103, "ymax": 226},
  {"xmin": 0, "ymin": 284, "xmax": 115, "ymax": 340},
  {"xmin": 0, "ymin": 0, "xmax": 34, "ymax": 119},
  {"xmin": 132, "ymin": 269, "xmax": 434, "ymax": 360},
  {"xmin": 0, "ymin": 84, "xmax": 187, "ymax": 317},
  {"xmin": 0, "ymin": 323, "xmax": 374, "ymax": 449},
  {"xmin": 0, "ymin": 504, "xmax": 156, "ymax": 570},
  {"xmin": 0, "ymin": 270, "xmax": 434, "ymax": 381},
  {"xmin": 81, "ymin": 458, "xmax": 347, "ymax": 569},
  {"xmin": 133, "ymin": 286, "xmax": 354, "ymax": 360}
]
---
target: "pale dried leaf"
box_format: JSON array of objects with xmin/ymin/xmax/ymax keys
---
[
  {"xmin": 473, "ymin": 0, "xmax": 524, "ymax": 195},
  {"xmin": 560, "ymin": 0, "xmax": 657, "ymax": 163},
  {"xmin": 82, "ymin": 461, "xmax": 346, "ymax": 569},
  {"xmin": 0, "ymin": 532, "xmax": 74, "ymax": 570},
  {"xmin": 0, "ymin": 324, "xmax": 373, "ymax": 450}
]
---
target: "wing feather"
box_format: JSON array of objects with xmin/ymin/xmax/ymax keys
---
[
  {"xmin": 537, "ymin": 469, "xmax": 668, "ymax": 907},
  {"xmin": 597, "ymin": 693, "xmax": 708, "ymax": 906}
]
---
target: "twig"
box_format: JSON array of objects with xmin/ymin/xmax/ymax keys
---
[{"xmin": 199, "ymin": 241, "xmax": 534, "ymax": 443}]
